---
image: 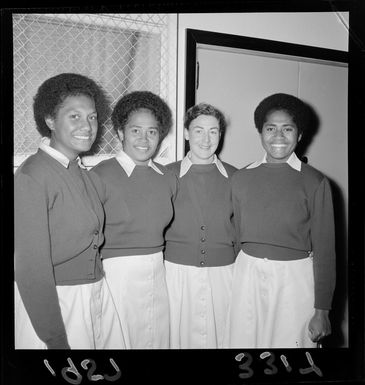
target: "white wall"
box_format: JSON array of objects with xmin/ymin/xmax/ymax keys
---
[{"xmin": 176, "ymin": 12, "xmax": 349, "ymax": 159}]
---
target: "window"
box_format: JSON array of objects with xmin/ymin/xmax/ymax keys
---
[{"xmin": 13, "ymin": 13, "xmax": 177, "ymax": 169}]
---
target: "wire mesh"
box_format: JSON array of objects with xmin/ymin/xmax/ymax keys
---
[{"xmin": 13, "ymin": 13, "xmax": 176, "ymax": 163}]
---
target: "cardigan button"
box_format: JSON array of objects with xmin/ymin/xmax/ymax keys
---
[
  {"xmin": 200, "ymin": 237, "xmax": 206, "ymax": 242},
  {"xmin": 200, "ymin": 249, "xmax": 206, "ymax": 254},
  {"xmin": 200, "ymin": 225, "xmax": 205, "ymax": 230},
  {"xmin": 93, "ymin": 244, "xmax": 98, "ymax": 249},
  {"xmin": 200, "ymin": 261, "xmax": 205, "ymax": 266}
]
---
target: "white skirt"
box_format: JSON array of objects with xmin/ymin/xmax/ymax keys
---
[
  {"xmin": 15, "ymin": 278, "xmax": 126, "ymax": 349},
  {"xmin": 165, "ymin": 260, "xmax": 234, "ymax": 349},
  {"xmin": 223, "ymin": 250, "xmax": 316, "ymax": 349},
  {"xmin": 103, "ymin": 251, "xmax": 169, "ymax": 349}
]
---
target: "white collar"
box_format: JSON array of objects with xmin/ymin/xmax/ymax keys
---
[
  {"xmin": 246, "ymin": 152, "xmax": 302, "ymax": 171},
  {"xmin": 115, "ymin": 150, "xmax": 164, "ymax": 177},
  {"xmin": 179, "ymin": 151, "xmax": 228, "ymax": 178},
  {"xmin": 39, "ymin": 137, "xmax": 86, "ymax": 169}
]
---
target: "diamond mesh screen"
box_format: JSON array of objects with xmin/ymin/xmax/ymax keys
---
[{"xmin": 13, "ymin": 13, "xmax": 176, "ymax": 165}]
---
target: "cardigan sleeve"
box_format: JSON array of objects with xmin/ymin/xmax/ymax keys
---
[
  {"xmin": 14, "ymin": 172, "xmax": 70, "ymax": 349},
  {"xmin": 310, "ymin": 176, "xmax": 336, "ymax": 310},
  {"xmin": 231, "ymin": 174, "xmax": 242, "ymax": 255}
]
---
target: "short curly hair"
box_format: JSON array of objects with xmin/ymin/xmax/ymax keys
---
[
  {"xmin": 33, "ymin": 73, "xmax": 110, "ymax": 137},
  {"xmin": 111, "ymin": 91, "xmax": 172, "ymax": 145},
  {"xmin": 184, "ymin": 103, "xmax": 227, "ymax": 135},
  {"xmin": 254, "ymin": 93, "xmax": 310, "ymax": 135}
]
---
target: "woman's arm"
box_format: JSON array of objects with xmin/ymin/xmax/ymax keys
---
[
  {"xmin": 310, "ymin": 177, "xmax": 336, "ymax": 309},
  {"xmin": 309, "ymin": 177, "xmax": 336, "ymax": 341},
  {"xmin": 15, "ymin": 172, "xmax": 70, "ymax": 349}
]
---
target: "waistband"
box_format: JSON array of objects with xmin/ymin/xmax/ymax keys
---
[
  {"xmin": 164, "ymin": 242, "xmax": 236, "ymax": 267},
  {"xmin": 242, "ymin": 242, "xmax": 312, "ymax": 261},
  {"xmin": 101, "ymin": 245, "xmax": 164, "ymax": 259}
]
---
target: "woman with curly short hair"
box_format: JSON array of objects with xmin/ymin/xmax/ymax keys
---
[
  {"xmin": 14, "ymin": 73, "xmax": 126, "ymax": 349},
  {"xmin": 224, "ymin": 93, "xmax": 336, "ymax": 348},
  {"xmin": 91, "ymin": 91, "xmax": 177, "ymax": 349},
  {"xmin": 164, "ymin": 103, "xmax": 238, "ymax": 349}
]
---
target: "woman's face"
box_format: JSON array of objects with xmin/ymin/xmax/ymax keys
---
[
  {"xmin": 119, "ymin": 108, "xmax": 160, "ymax": 165},
  {"xmin": 184, "ymin": 114, "xmax": 221, "ymax": 164},
  {"xmin": 46, "ymin": 94, "xmax": 98, "ymax": 160},
  {"xmin": 260, "ymin": 109, "xmax": 302, "ymax": 163}
]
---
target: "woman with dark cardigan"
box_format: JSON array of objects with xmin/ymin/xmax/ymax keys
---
[
  {"xmin": 164, "ymin": 103, "xmax": 238, "ymax": 349},
  {"xmin": 90, "ymin": 91, "xmax": 177, "ymax": 349},
  {"xmin": 224, "ymin": 93, "xmax": 336, "ymax": 348},
  {"xmin": 14, "ymin": 73, "xmax": 126, "ymax": 349}
]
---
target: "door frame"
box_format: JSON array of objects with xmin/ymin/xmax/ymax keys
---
[{"xmin": 185, "ymin": 28, "xmax": 348, "ymax": 110}]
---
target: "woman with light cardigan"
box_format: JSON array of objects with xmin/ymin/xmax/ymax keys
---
[
  {"xmin": 90, "ymin": 91, "xmax": 177, "ymax": 349},
  {"xmin": 164, "ymin": 103, "xmax": 238, "ymax": 349},
  {"xmin": 14, "ymin": 73, "xmax": 126, "ymax": 349}
]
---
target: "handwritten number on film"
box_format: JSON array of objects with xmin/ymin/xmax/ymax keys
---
[
  {"xmin": 44, "ymin": 358, "xmax": 121, "ymax": 383},
  {"xmin": 235, "ymin": 351, "xmax": 323, "ymax": 379}
]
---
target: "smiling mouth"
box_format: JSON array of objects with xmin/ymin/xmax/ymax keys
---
[
  {"xmin": 74, "ymin": 135, "xmax": 92, "ymax": 140},
  {"xmin": 135, "ymin": 146, "xmax": 149, "ymax": 151},
  {"xmin": 271, "ymin": 144, "xmax": 287, "ymax": 148}
]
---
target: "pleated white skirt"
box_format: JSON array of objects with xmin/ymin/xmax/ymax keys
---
[
  {"xmin": 165, "ymin": 260, "xmax": 234, "ymax": 349},
  {"xmin": 103, "ymin": 251, "xmax": 169, "ymax": 349},
  {"xmin": 15, "ymin": 277, "xmax": 126, "ymax": 349},
  {"xmin": 223, "ymin": 250, "xmax": 316, "ymax": 349}
]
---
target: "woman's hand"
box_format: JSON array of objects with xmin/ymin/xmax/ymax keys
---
[{"xmin": 308, "ymin": 309, "xmax": 331, "ymax": 342}]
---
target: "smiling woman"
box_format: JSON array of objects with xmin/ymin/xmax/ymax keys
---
[
  {"xmin": 90, "ymin": 91, "xmax": 177, "ymax": 349},
  {"xmin": 224, "ymin": 93, "xmax": 336, "ymax": 349},
  {"xmin": 14, "ymin": 73, "xmax": 126, "ymax": 350},
  {"xmin": 164, "ymin": 103, "xmax": 238, "ymax": 349}
]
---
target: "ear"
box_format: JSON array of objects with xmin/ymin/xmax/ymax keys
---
[
  {"xmin": 45, "ymin": 116, "xmax": 55, "ymax": 131},
  {"xmin": 184, "ymin": 128, "xmax": 190, "ymax": 141},
  {"xmin": 117, "ymin": 129, "xmax": 124, "ymax": 142},
  {"xmin": 298, "ymin": 132, "xmax": 303, "ymax": 142}
]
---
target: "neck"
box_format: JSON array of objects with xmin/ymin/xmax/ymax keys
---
[
  {"xmin": 189, "ymin": 153, "xmax": 215, "ymax": 165},
  {"xmin": 134, "ymin": 160, "xmax": 150, "ymax": 166}
]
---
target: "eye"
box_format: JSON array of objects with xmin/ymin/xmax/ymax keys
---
[
  {"xmin": 264, "ymin": 125, "xmax": 275, "ymax": 132},
  {"xmin": 147, "ymin": 129, "xmax": 158, "ymax": 137},
  {"xmin": 283, "ymin": 126, "xmax": 294, "ymax": 132},
  {"xmin": 89, "ymin": 114, "xmax": 98, "ymax": 121},
  {"xmin": 131, "ymin": 128, "xmax": 140, "ymax": 135},
  {"xmin": 210, "ymin": 129, "xmax": 219, "ymax": 135},
  {"xmin": 70, "ymin": 114, "xmax": 80, "ymax": 120},
  {"xmin": 194, "ymin": 129, "xmax": 203, "ymax": 135}
]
